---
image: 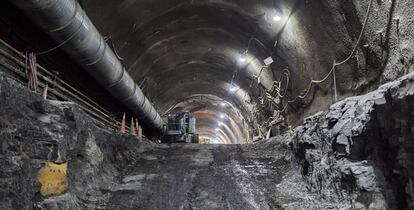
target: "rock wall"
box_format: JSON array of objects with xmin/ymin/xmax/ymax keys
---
[
  {"xmin": 0, "ymin": 72, "xmax": 295, "ymax": 209},
  {"xmin": 0, "ymin": 70, "xmax": 413, "ymax": 209},
  {"xmin": 0, "ymin": 70, "xmax": 295, "ymax": 209},
  {"xmin": 288, "ymin": 72, "xmax": 414, "ymax": 209},
  {"xmin": 0, "ymin": 72, "xmax": 111, "ymax": 209},
  {"xmin": 281, "ymin": 0, "xmax": 414, "ymax": 126}
]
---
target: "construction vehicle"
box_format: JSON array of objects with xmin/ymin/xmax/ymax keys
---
[
  {"xmin": 199, "ymin": 137, "xmax": 210, "ymax": 144},
  {"xmin": 162, "ymin": 112, "xmax": 199, "ymax": 143}
]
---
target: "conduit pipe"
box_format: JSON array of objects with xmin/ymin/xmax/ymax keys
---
[{"xmin": 11, "ymin": 0, "xmax": 165, "ymax": 131}]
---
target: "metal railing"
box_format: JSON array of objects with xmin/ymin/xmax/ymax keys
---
[{"xmin": 0, "ymin": 39, "xmax": 129, "ymax": 132}]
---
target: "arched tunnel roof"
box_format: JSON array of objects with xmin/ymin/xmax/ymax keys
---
[
  {"xmin": 1, "ymin": 0, "xmax": 413, "ymax": 208},
  {"xmin": 79, "ymin": 0, "xmax": 382, "ymax": 143},
  {"xmin": 79, "ymin": 0, "xmax": 298, "ymax": 143}
]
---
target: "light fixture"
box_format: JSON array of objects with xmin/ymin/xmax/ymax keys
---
[
  {"xmin": 218, "ymin": 122, "xmax": 224, "ymax": 127},
  {"xmin": 229, "ymin": 86, "xmax": 238, "ymax": 93},
  {"xmin": 238, "ymin": 55, "xmax": 246, "ymax": 63},
  {"xmin": 220, "ymin": 102, "xmax": 226, "ymax": 107},
  {"xmin": 273, "ymin": 14, "xmax": 281, "ymax": 22},
  {"xmin": 264, "ymin": 56, "xmax": 274, "ymax": 66},
  {"xmin": 220, "ymin": 114, "xmax": 225, "ymax": 119}
]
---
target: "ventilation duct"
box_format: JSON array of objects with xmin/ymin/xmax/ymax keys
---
[{"xmin": 11, "ymin": 0, "xmax": 165, "ymax": 131}]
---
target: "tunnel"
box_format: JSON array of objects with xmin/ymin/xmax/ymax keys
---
[{"xmin": 0, "ymin": 0, "xmax": 413, "ymax": 209}]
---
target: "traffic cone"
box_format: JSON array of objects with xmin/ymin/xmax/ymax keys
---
[
  {"xmin": 120, "ymin": 112, "xmax": 126, "ymax": 134},
  {"xmin": 130, "ymin": 117, "xmax": 136, "ymax": 136}
]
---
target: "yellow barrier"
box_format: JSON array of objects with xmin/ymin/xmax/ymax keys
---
[{"xmin": 37, "ymin": 162, "xmax": 68, "ymax": 197}]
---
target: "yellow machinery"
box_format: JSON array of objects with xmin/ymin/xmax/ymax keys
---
[
  {"xmin": 199, "ymin": 138, "xmax": 206, "ymax": 144},
  {"xmin": 199, "ymin": 137, "xmax": 210, "ymax": 144}
]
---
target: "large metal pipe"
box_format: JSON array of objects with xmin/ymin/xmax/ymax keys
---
[{"xmin": 11, "ymin": 0, "xmax": 165, "ymax": 131}]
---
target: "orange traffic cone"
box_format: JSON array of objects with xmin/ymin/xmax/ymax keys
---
[
  {"xmin": 120, "ymin": 112, "xmax": 126, "ymax": 134},
  {"xmin": 130, "ymin": 117, "xmax": 136, "ymax": 136}
]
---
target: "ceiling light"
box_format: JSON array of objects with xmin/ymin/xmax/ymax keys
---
[
  {"xmin": 229, "ymin": 86, "xmax": 238, "ymax": 93},
  {"xmin": 239, "ymin": 55, "xmax": 246, "ymax": 63},
  {"xmin": 220, "ymin": 114, "xmax": 225, "ymax": 119},
  {"xmin": 273, "ymin": 15, "xmax": 281, "ymax": 21},
  {"xmin": 264, "ymin": 56, "xmax": 274, "ymax": 66},
  {"xmin": 220, "ymin": 102, "xmax": 226, "ymax": 107}
]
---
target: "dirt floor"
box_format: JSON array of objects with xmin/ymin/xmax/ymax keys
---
[{"xmin": 1, "ymin": 72, "xmax": 413, "ymax": 209}]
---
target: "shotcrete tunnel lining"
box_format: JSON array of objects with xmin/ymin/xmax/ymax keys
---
[
  {"xmin": 75, "ymin": 1, "xmax": 295, "ymax": 143},
  {"xmin": 1, "ymin": 0, "xmax": 404, "ymax": 144},
  {"xmin": 5, "ymin": 0, "xmax": 296, "ymax": 143},
  {"xmin": 168, "ymin": 94, "xmax": 250, "ymax": 144}
]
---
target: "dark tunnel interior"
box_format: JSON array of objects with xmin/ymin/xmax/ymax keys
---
[
  {"xmin": 0, "ymin": 0, "xmax": 413, "ymax": 209},
  {"xmin": 1, "ymin": 0, "xmax": 412, "ymax": 143}
]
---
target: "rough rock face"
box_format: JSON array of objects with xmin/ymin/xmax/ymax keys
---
[
  {"xmin": 264, "ymin": 0, "xmax": 414, "ymax": 126},
  {"xmin": 0, "ymin": 73, "xmax": 295, "ymax": 209},
  {"xmin": 288, "ymin": 72, "xmax": 414, "ymax": 209},
  {"xmin": 0, "ymin": 73, "xmax": 111, "ymax": 209},
  {"xmin": 0, "ymin": 71, "xmax": 413, "ymax": 209}
]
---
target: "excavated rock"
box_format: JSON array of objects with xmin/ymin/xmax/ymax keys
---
[
  {"xmin": 0, "ymin": 71, "xmax": 413, "ymax": 209},
  {"xmin": 287, "ymin": 72, "xmax": 414, "ymax": 209},
  {"xmin": 0, "ymin": 73, "xmax": 295, "ymax": 209}
]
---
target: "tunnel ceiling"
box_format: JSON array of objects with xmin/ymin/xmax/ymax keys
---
[
  {"xmin": 1, "ymin": 0, "xmax": 409, "ymax": 143},
  {"xmin": 79, "ymin": 0, "xmax": 300, "ymax": 143},
  {"xmin": 78, "ymin": 0, "xmax": 393, "ymax": 143}
]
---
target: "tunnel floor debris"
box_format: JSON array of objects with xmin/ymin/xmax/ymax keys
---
[{"xmin": 1, "ymin": 71, "xmax": 413, "ymax": 209}]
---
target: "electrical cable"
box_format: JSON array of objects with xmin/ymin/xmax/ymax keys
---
[
  {"xmin": 276, "ymin": 69, "xmax": 290, "ymax": 98},
  {"xmin": 281, "ymin": 0, "xmax": 373, "ymax": 112},
  {"xmin": 104, "ymin": 35, "xmax": 125, "ymax": 64}
]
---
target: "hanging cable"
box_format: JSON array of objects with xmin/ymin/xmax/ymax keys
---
[
  {"xmin": 104, "ymin": 35, "xmax": 125, "ymax": 64},
  {"xmin": 281, "ymin": 0, "xmax": 373, "ymax": 112},
  {"xmin": 275, "ymin": 68, "xmax": 290, "ymax": 98}
]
